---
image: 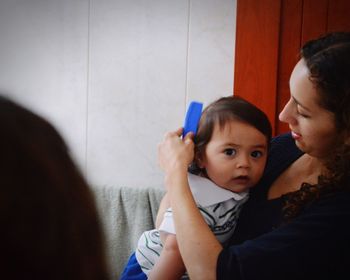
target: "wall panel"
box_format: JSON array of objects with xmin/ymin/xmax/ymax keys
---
[{"xmin": 0, "ymin": 0, "xmax": 89, "ymax": 166}]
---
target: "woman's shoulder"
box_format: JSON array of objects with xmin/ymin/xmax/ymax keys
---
[
  {"xmin": 262, "ymin": 133, "xmax": 303, "ymax": 180},
  {"xmin": 270, "ymin": 132, "xmax": 298, "ymax": 151}
]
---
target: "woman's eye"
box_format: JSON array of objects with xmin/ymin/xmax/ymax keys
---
[
  {"xmin": 297, "ymin": 110, "xmax": 309, "ymax": 118},
  {"xmin": 224, "ymin": 149, "xmax": 236, "ymax": 156},
  {"xmin": 251, "ymin": 151, "xmax": 263, "ymax": 158},
  {"xmin": 296, "ymin": 106, "xmax": 310, "ymax": 118}
]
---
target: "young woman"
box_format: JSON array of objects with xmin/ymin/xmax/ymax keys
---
[
  {"xmin": 157, "ymin": 32, "xmax": 350, "ymax": 279},
  {"xmin": 121, "ymin": 96, "xmax": 272, "ymax": 279}
]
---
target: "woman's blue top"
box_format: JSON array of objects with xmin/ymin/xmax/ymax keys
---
[{"xmin": 218, "ymin": 133, "xmax": 350, "ymax": 279}]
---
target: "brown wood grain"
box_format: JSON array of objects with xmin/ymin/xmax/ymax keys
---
[
  {"xmin": 276, "ymin": 0, "xmax": 303, "ymax": 134},
  {"xmin": 327, "ymin": 0, "xmax": 350, "ymax": 32},
  {"xmin": 234, "ymin": 0, "xmax": 281, "ymax": 135}
]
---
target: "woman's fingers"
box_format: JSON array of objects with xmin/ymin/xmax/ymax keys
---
[
  {"xmin": 183, "ymin": 131, "xmax": 194, "ymax": 144},
  {"xmin": 164, "ymin": 127, "xmax": 183, "ymax": 140},
  {"xmin": 157, "ymin": 128, "xmax": 194, "ymax": 173}
]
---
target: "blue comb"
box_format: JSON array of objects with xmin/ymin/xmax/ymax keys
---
[{"xmin": 182, "ymin": 101, "xmax": 203, "ymax": 138}]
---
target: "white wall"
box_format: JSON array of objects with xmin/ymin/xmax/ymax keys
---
[{"xmin": 0, "ymin": 0, "xmax": 237, "ymax": 188}]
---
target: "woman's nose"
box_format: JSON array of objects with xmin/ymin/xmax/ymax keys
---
[{"xmin": 279, "ymin": 98, "xmax": 296, "ymax": 125}]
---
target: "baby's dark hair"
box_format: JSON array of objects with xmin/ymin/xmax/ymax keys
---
[{"xmin": 189, "ymin": 96, "xmax": 272, "ymax": 174}]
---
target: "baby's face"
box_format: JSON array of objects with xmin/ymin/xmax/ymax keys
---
[{"xmin": 198, "ymin": 120, "xmax": 268, "ymax": 193}]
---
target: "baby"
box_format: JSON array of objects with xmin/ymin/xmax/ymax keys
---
[{"xmin": 122, "ymin": 96, "xmax": 272, "ymax": 280}]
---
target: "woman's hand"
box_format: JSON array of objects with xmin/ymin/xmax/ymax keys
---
[
  {"xmin": 158, "ymin": 128, "xmax": 221, "ymax": 279},
  {"xmin": 157, "ymin": 128, "xmax": 194, "ymax": 174}
]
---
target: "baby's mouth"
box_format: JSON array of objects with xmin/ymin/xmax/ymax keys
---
[{"xmin": 233, "ymin": 175, "xmax": 249, "ymax": 184}]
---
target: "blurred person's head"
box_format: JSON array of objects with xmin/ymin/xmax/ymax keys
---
[{"xmin": 0, "ymin": 96, "xmax": 109, "ymax": 280}]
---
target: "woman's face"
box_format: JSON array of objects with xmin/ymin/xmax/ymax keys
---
[{"xmin": 279, "ymin": 59, "xmax": 337, "ymax": 158}]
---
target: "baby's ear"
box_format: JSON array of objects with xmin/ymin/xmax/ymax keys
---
[{"xmin": 195, "ymin": 152, "xmax": 205, "ymax": 169}]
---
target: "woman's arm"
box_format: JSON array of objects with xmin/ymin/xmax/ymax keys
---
[
  {"xmin": 166, "ymin": 168, "xmax": 222, "ymax": 280},
  {"xmin": 158, "ymin": 129, "xmax": 223, "ymax": 280}
]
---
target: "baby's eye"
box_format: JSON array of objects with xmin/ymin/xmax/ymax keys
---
[
  {"xmin": 224, "ymin": 148, "xmax": 236, "ymax": 156},
  {"xmin": 251, "ymin": 150, "xmax": 263, "ymax": 158}
]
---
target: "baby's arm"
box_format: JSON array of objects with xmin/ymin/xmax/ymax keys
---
[
  {"xmin": 155, "ymin": 192, "xmax": 170, "ymax": 229},
  {"xmin": 148, "ymin": 232, "xmax": 186, "ymax": 280},
  {"xmin": 150, "ymin": 193, "xmax": 185, "ymax": 279}
]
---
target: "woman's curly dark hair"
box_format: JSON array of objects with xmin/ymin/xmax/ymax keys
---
[{"xmin": 283, "ymin": 32, "xmax": 350, "ymax": 221}]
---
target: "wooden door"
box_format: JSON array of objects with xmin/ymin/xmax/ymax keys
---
[{"xmin": 234, "ymin": 0, "xmax": 350, "ymax": 135}]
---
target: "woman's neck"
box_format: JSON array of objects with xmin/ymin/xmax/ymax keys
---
[
  {"xmin": 267, "ymin": 154, "xmax": 324, "ymax": 199},
  {"xmin": 300, "ymin": 154, "xmax": 326, "ymax": 177}
]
